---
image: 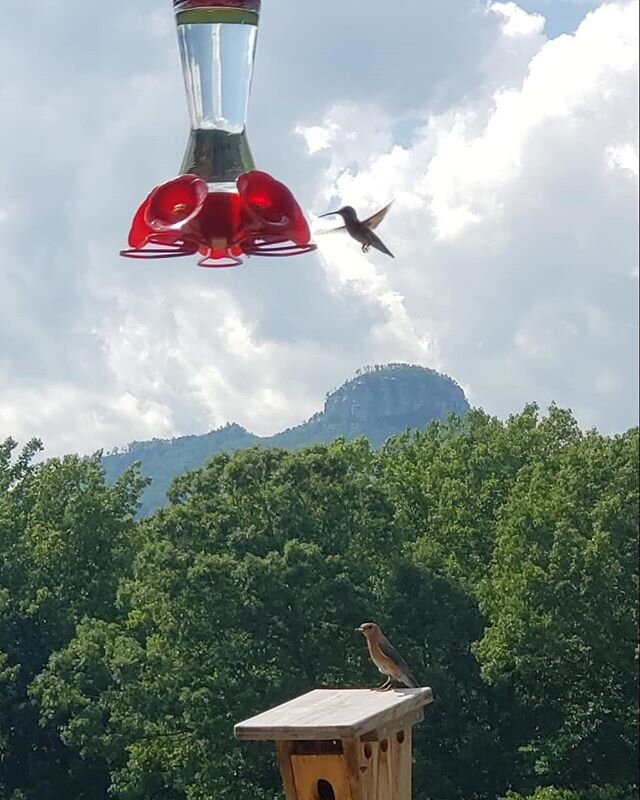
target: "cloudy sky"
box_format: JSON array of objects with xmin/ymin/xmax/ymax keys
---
[{"xmin": 0, "ymin": 0, "xmax": 637, "ymax": 456}]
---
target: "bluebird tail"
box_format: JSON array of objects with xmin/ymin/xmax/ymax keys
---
[{"xmin": 401, "ymin": 670, "xmax": 420, "ymax": 689}]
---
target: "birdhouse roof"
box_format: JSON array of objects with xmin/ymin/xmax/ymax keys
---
[{"xmin": 234, "ymin": 688, "xmax": 432, "ymax": 741}]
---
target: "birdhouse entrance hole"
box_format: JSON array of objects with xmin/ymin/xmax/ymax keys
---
[{"xmin": 317, "ymin": 779, "xmax": 336, "ymax": 800}]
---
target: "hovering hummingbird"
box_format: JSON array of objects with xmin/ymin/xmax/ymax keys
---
[{"xmin": 318, "ymin": 202, "xmax": 394, "ymax": 258}]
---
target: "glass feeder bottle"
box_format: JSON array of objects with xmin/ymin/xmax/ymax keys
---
[{"xmin": 173, "ymin": 0, "xmax": 261, "ymax": 188}]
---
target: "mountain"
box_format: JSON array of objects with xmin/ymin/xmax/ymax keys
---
[{"xmin": 102, "ymin": 363, "xmax": 469, "ymax": 516}]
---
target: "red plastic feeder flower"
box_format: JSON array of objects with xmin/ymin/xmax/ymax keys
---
[
  {"xmin": 120, "ymin": 0, "xmax": 315, "ymax": 268},
  {"xmin": 121, "ymin": 171, "xmax": 314, "ymax": 267}
]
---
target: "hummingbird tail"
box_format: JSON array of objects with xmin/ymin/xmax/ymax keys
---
[
  {"xmin": 366, "ymin": 229, "xmax": 394, "ymax": 258},
  {"xmin": 373, "ymin": 239, "xmax": 394, "ymax": 258}
]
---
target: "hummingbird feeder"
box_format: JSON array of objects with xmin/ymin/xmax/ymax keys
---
[{"xmin": 121, "ymin": 0, "xmax": 316, "ymax": 268}]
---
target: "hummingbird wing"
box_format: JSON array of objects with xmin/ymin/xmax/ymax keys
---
[
  {"xmin": 363, "ymin": 201, "xmax": 393, "ymax": 230},
  {"xmin": 314, "ymin": 224, "xmax": 347, "ymax": 235}
]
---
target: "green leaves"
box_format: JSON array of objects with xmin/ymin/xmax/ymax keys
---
[
  {"xmin": 476, "ymin": 428, "xmax": 639, "ymax": 787},
  {"xmin": 0, "ymin": 442, "xmax": 144, "ymax": 799},
  {"xmin": 1, "ymin": 417, "xmax": 638, "ymax": 799}
]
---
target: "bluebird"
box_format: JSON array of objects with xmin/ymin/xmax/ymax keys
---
[
  {"xmin": 355, "ymin": 622, "xmax": 419, "ymax": 690},
  {"xmin": 318, "ymin": 202, "xmax": 394, "ymax": 258}
]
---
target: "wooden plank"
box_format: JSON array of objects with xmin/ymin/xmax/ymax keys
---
[
  {"xmin": 342, "ymin": 736, "xmax": 364, "ymax": 800},
  {"xmin": 276, "ymin": 741, "xmax": 299, "ymax": 800},
  {"xmin": 360, "ymin": 740, "xmax": 379, "ymax": 800},
  {"xmin": 234, "ymin": 688, "xmax": 432, "ymax": 741},
  {"xmin": 360, "ymin": 709, "xmax": 424, "ymax": 743},
  {"xmin": 391, "ymin": 727, "xmax": 412, "ymax": 800},
  {"xmin": 290, "ymin": 754, "xmax": 353, "ymax": 800}
]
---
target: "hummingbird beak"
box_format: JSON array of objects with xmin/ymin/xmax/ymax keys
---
[{"xmin": 319, "ymin": 211, "xmax": 339, "ymax": 218}]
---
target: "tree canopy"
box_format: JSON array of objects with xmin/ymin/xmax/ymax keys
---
[{"xmin": 0, "ymin": 406, "xmax": 637, "ymax": 799}]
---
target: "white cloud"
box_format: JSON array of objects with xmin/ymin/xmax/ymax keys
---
[
  {"xmin": 490, "ymin": 2, "xmax": 546, "ymax": 36},
  {"xmin": 605, "ymin": 143, "xmax": 639, "ymax": 176},
  {"xmin": 0, "ymin": 0, "xmax": 637, "ymax": 456},
  {"xmin": 303, "ymin": 0, "xmax": 639, "ymax": 431},
  {"xmin": 295, "ymin": 124, "xmax": 340, "ymax": 155}
]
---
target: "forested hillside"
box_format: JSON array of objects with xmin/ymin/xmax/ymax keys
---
[
  {"xmin": 102, "ymin": 364, "xmax": 470, "ymax": 516},
  {"xmin": 1, "ymin": 405, "xmax": 638, "ymax": 800}
]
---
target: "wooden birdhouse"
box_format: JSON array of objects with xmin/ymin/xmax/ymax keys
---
[{"xmin": 234, "ymin": 688, "xmax": 432, "ymax": 799}]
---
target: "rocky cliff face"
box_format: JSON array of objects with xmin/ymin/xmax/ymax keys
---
[
  {"xmin": 323, "ymin": 364, "xmax": 468, "ymax": 429},
  {"xmin": 314, "ymin": 364, "xmax": 470, "ymax": 448},
  {"xmin": 102, "ymin": 363, "xmax": 469, "ymax": 515}
]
